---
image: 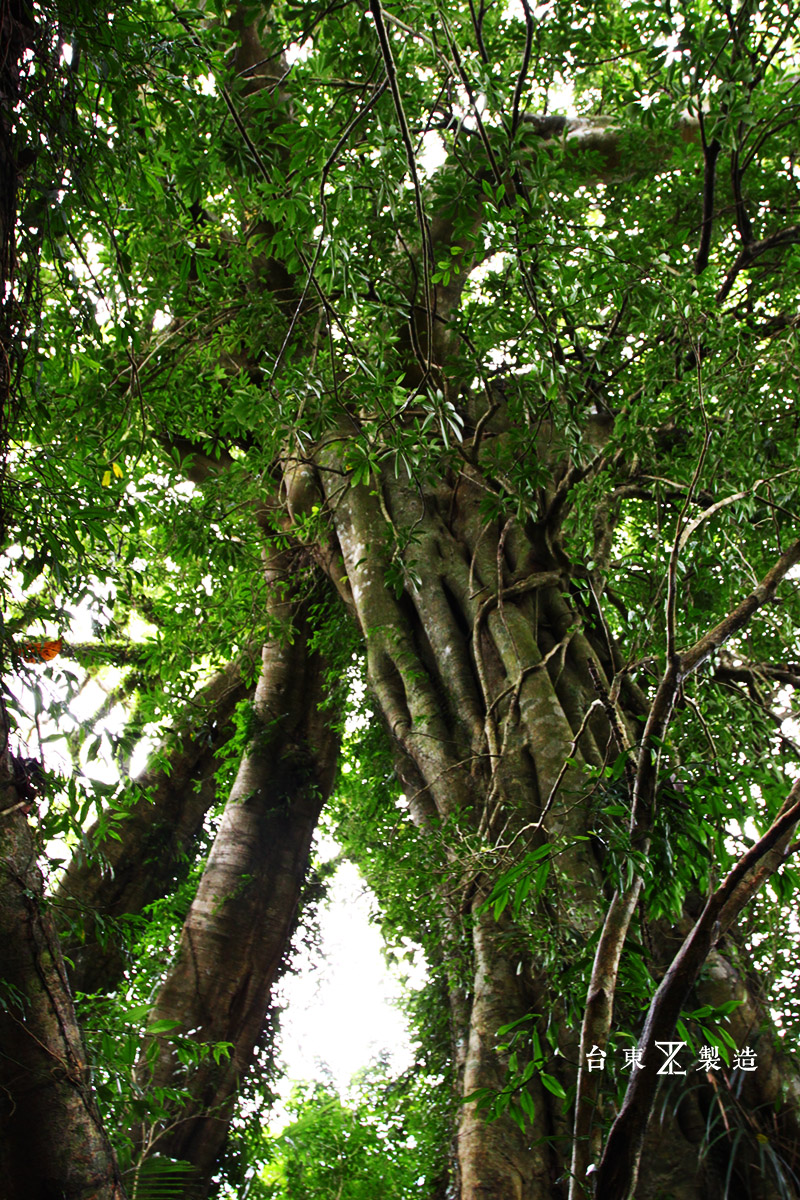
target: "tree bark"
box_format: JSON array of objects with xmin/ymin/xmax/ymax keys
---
[
  {"xmin": 0, "ymin": 712, "xmax": 127, "ymax": 1200},
  {"xmin": 134, "ymin": 584, "xmax": 339, "ymax": 1193},
  {"xmin": 311, "ymin": 430, "xmax": 800, "ymax": 1199},
  {"xmin": 312, "ymin": 447, "xmax": 610, "ymax": 1197},
  {"xmin": 57, "ymin": 649, "xmax": 257, "ymax": 996}
]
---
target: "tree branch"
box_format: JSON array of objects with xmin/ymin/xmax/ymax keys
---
[
  {"xmin": 369, "ymin": 0, "xmax": 434, "ymax": 375},
  {"xmin": 682, "ymin": 536, "xmax": 800, "ymax": 675},
  {"xmin": 694, "ymin": 120, "xmax": 721, "ymax": 276},
  {"xmin": 595, "ymin": 773, "xmax": 800, "ymax": 1200},
  {"xmin": 57, "ymin": 649, "xmax": 257, "ymax": 995},
  {"xmin": 571, "ymin": 535, "xmax": 800, "ymax": 1195},
  {"xmin": 717, "ymin": 224, "xmax": 800, "ymax": 302}
]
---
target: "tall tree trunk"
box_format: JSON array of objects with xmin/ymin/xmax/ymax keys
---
[
  {"xmin": 315, "ymin": 449, "xmax": 603, "ymax": 1198},
  {"xmin": 135, "ymin": 577, "xmax": 339, "ymax": 1193},
  {"xmin": 0, "ymin": 711, "xmax": 127, "ymax": 1200},
  {"xmin": 312, "ymin": 441, "xmax": 800, "ymax": 1199}
]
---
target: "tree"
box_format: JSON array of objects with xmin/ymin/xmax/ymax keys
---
[
  {"xmin": 256, "ymin": 1069, "xmax": 445, "ymax": 1200},
  {"xmin": 3, "ymin": 0, "xmax": 800, "ymax": 1197}
]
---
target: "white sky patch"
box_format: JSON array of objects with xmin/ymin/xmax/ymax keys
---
[
  {"xmin": 549, "ymin": 78, "xmax": 577, "ymax": 115},
  {"xmin": 285, "ymin": 40, "xmax": 313, "ymax": 66},
  {"xmin": 504, "ymin": 0, "xmax": 528, "ymax": 19},
  {"xmin": 127, "ymin": 734, "xmax": 156, "ymax": 777},
  {"xmin": 470, "ymin": 250, "xmax": 509, "ymax": 286},
  {"xmin": 654, "ymin": 31, "xmax": 685, "ymax": 66},
  {"xmin": 419, "ymin": 131, "xmax": 446, "ymax": 176},
  {"xmin": 273, "ymin": 858, "xmax": 426, "ymax": 1110},
  {"xmin": 152, "ymin": 308, "xmax": 173, "ymax": 331}
]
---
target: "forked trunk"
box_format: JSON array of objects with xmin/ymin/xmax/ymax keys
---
[{"xmin": 314, "ymin": 453, "xmax": 800, "ymax": 1199}]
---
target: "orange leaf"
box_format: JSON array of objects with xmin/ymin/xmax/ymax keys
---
[{"xmin": 21, "ymin": 638, "xmax": 62, "ymax": 663}]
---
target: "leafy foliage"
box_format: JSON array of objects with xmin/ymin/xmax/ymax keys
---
[
  {"xmin": 4, "ymin": 0, "xmax": 800, "ymax": 1195},
  {"xmin": 255, "ymin": 1069, "xmax": 445, "ymax": 1200}
]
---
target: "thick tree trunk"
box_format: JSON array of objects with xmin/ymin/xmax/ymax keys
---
[
  {"xmin": 135, "ymin": 586, "xmax": 339, "ymax": 1193},
  {"xmin": 315, "ymin": 450, "xmax": 607, "ymax": 1198},
  {"xmin": 0, "ymin": 716, "xmax": 127, "ymax": 1200},
  {"xmin": 312, "ymin": 443, "xmax": 800, "ymax": 1199},
  {"xmin": 458, "ymin": 906, "xmax": 554, "ymax": 1200}
]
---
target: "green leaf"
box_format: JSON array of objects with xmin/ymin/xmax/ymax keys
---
[{"xmin": 147, "ymin": 1020, "xmax": 182, "ymax": 1035}]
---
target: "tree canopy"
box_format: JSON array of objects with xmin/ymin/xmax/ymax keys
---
[{"xmin": 2, "ymin": 1, "xmax": 800, "ymax": 1198}]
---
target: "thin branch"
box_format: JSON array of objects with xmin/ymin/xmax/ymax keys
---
[
  {"xmin": 511, "ymin": 0, "xmax": 534, "ymax": 137},
  {"xmin": 717, "ymin": 224, "xmax": 800, "ymax": 302},
  {"xmin": 369, "ymin": 0, "xmax": 434, "ymax": 373},
  {"xmin": 467, "ymin": 0, "xmax": 489, "ymax": 63},
  {"xmin": 267, "ymin": 79, "xmax": 388, "ymax": 384},
  {"xmin": 677, "ymin": 484, "xmax": 757, "ymax": 550},
  {"xmin": 730, "ymin": 145, "xmax": 754, "ymax": 246},
  {"xmin": 693, "ymin": 118, "xmax": 721, "ymax": 275},
  {"xmin": 666, "ymin": 379, "xmax": 710, "ymax": 661}
]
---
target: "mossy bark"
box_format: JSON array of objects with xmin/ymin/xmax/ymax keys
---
[{"xmin": 0, "ymin": 718, "xmax": 127, "ymax": 1200}]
